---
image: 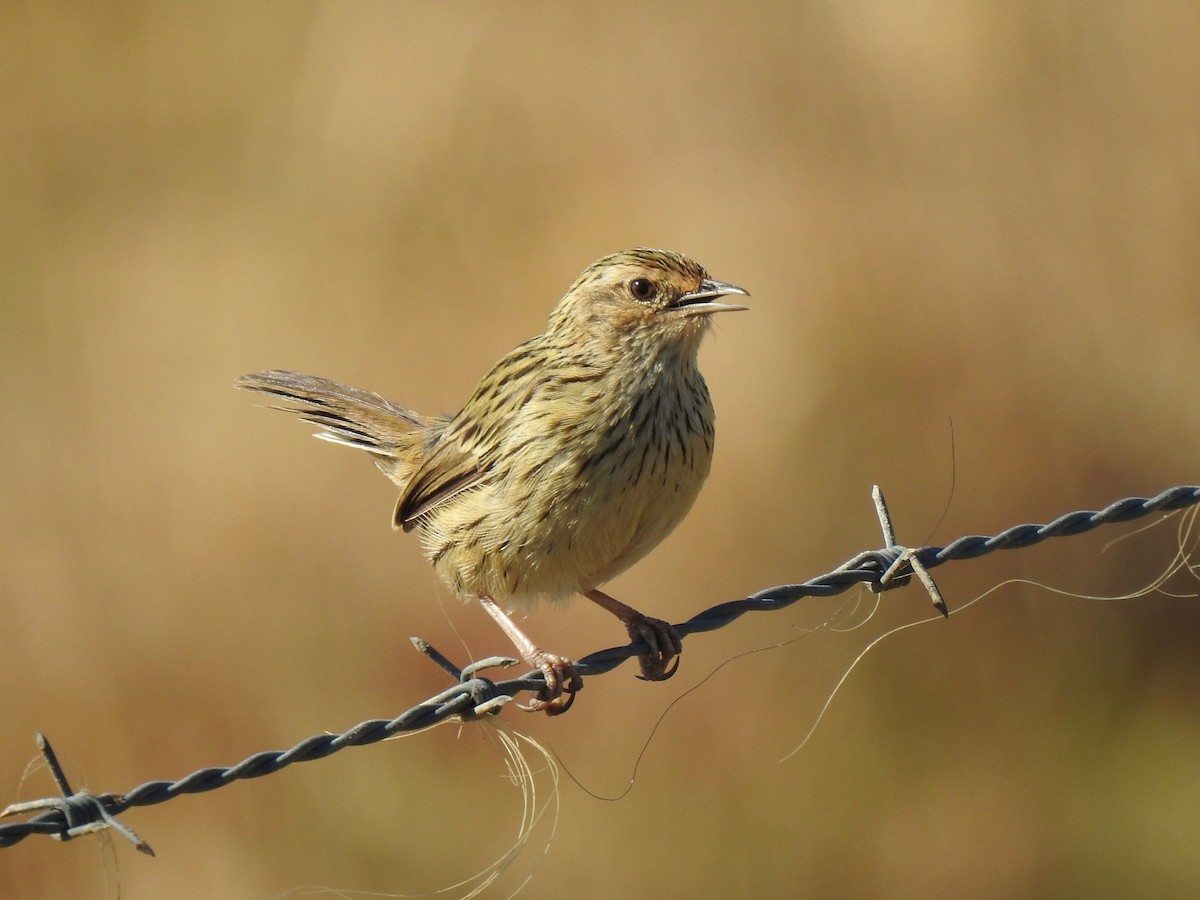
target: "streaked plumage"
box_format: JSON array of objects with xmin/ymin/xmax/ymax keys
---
[{"xmin": 237, "ymin": 248, "xmax": 747, "ymax": 713}]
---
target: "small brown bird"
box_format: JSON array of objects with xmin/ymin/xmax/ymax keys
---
[{"xmin": 236, "ymin": 248, "xmax": 747, "ymax": 713}]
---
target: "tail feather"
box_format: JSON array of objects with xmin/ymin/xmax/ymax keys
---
[{"xmin": 235, "ymin": 370, "xmax": 430, "ymax": 457}]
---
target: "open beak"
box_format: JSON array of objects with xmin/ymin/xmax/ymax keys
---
[{"xmin": 670, "ymin": 278, "xmax": 750, "ymax": 316}]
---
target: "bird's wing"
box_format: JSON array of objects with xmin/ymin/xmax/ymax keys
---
[
  {"xmin": 392, "ymin": 447, "xmax": 491, "ymax": 529},
  {"xmin": 392, "ymin": 338, "xmax": 553, "ymax": 531}
]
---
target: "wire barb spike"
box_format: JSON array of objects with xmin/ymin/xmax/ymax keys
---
[
  {"xmin": 1, "ymin": 733, "xmax": 154, "ymax": 856},
  {"xmin": 870, "ymin": 485, "xmax": 949, "ymax": 616}
]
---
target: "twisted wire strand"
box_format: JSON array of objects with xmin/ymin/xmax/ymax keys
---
[{"xmin": 3, "ymin": 484, "xmax": 1197, "ymax": 852}]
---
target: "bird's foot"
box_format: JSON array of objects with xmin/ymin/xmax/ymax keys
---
[
  {"xmin": 478, "ymin": 594, "xmax": 584, "ymax": 715},
  {"xmin": 585, "ymin": 589, "xmax": 683, "ymax": 682},
  {"xmin": 623, "ymin": 613, "xmax": 683, "ymax": 682},
  {"xmin": 519, "ymin": 650, "xmax": 583, "ymax": 715}
]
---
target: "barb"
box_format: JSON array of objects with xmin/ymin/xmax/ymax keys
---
[{"xmin": 3, "ymin": 483, "xmax": 1198, "ymax": 852}]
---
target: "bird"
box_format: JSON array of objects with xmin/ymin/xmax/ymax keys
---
[{"xmin": 236, "ymin": 248, "xmax": 747, "ymax": 713}]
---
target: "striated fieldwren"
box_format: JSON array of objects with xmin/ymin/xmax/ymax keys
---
[{"xmin": 236, "ymin": 248, "xmax": 747, "ymax": 713}]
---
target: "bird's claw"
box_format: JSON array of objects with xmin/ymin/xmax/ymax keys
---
[
  {"xmin": 625, "ymin": 614, "xmax": 683, "ymax": 682},
  {"xmin": 636, "ymin": 653, "xmax": 680, "ymax": 682},
  {"xmin": 518, "ymin": 651, "xmax": 583, "ymax": 716}
]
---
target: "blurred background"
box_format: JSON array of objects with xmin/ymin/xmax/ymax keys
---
[{"xmin": 3, "ymin": 2, "xmax": 1199, "ymax": 897}]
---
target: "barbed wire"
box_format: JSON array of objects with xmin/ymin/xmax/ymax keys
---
[{"xmin": 3, "ymin": 483, "xmax": 1198, "ymax": 855}]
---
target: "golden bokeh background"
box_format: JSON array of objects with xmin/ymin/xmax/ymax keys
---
[{"xmin": 3, "ymin": 3, "xmax": 1199, "ymax": 897}]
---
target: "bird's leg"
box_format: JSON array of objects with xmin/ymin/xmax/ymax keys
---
[
  {"xmin": 585, "ymin": 589, "xmax": 682, "ymax": 681},
  {"xmin": 478, "ymin": 595, "xmax": 582, "ymax": 715}
]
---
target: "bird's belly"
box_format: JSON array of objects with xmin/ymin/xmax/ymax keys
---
[{"xmin": 421, "ymin": 403, "xmax": 714, "ymax": 608}]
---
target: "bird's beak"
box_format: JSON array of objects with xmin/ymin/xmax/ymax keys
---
[{"xmin": 671, "ymin": 278, "xmax": 750, "ymax": 316}]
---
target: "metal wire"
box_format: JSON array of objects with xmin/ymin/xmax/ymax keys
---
[{"xmin": 3, "ymin": 483, "xmax": 1198, "ymax": 853}]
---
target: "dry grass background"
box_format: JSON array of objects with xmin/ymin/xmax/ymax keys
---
[{"xmin": 3, "ymin": 2, "xmax": 1200, "ymax": 897}]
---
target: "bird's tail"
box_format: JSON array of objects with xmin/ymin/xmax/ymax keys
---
[{"xmin": 235, "ymin": 370, "xmax": 441, "ymax": 483}]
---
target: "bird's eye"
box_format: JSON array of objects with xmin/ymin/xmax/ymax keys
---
[{"xmin": 629, "ymin": 278, "xmax": 656, "ymax": 301}]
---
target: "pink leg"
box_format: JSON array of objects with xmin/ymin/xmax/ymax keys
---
[
  {"xmin": 585, "ymin": 589, "xmax": 682, "ymax": 681},
  {"xmin": 478, "ymin": 595, "xmax": 582, "ymax": 715}
]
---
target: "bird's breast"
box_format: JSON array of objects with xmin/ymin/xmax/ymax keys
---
[
  {"xmin": 417, "ymin": 357, "xmax": 717, "ymax": 607},
  {"xmin": 521, "ymin": 362, "xmax": 715, "ymax": 594}
]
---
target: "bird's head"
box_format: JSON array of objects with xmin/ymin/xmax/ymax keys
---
[{"xmin": 547, "ymin": 248, "xmax": 748, "ymax": 349}]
